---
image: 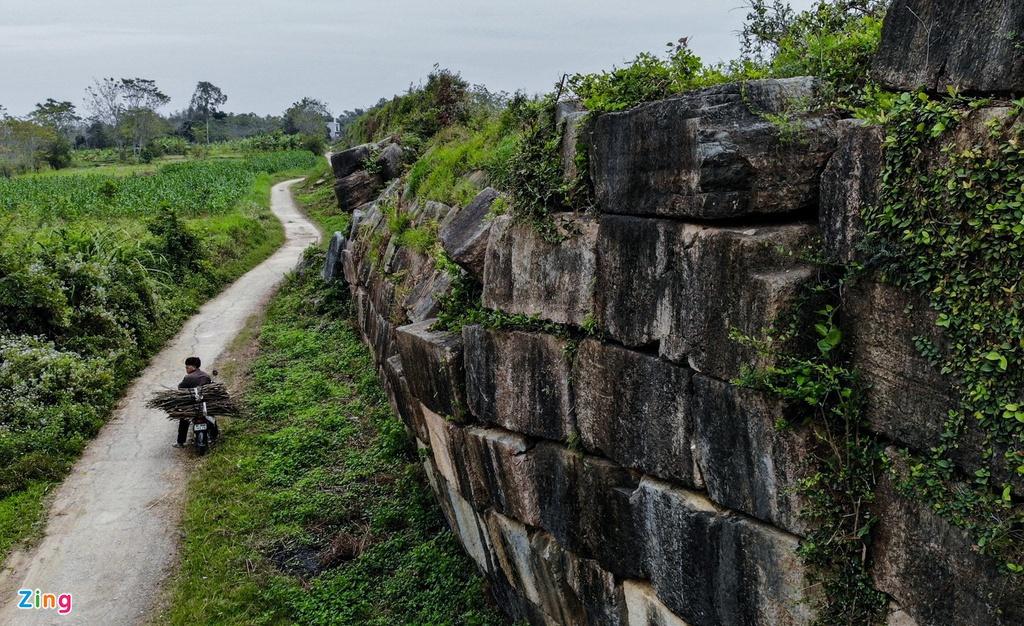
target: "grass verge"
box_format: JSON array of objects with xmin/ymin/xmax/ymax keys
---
[{"xmin": 163, "ymin": 251, "xmax": 504, "ymax": 625}]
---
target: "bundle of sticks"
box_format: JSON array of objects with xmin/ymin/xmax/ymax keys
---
[{"xmin": 146, "ymin": 383, "xmax": 241, "ymax": 420}]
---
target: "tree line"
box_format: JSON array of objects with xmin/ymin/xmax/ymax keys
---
[{"xmin": 1, "ymin": 79, "xmax": 339, "ymax": 176}]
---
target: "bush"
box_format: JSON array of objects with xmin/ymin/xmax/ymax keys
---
[{"xmin": 147, "ymin": 207, "xmax": 206, "ymax": 273}]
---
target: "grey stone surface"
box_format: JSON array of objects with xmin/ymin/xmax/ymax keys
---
[
  {"xmin": 870, "ymin": 451, "xmax": 1024, "ymax": 626},
  {"xmin": 330, "ymin": 143, "xmax": 372, "ymax": 179},
  {"xmin": 334, "ymin": 169, "xmax": 384, "ymax": 213},
  {"xmin": 590, "ymin": 78, "xmax": 838, "ymax": 219},
  {"xmin": 597, "ymin": 217, "xmax": 816, "ymax": 379},
  {"xmin": 557, "ymin": 101, "xmax": 590, "ymax": 183},
  {"xmin": 322, "ymin": 231, "xmax": 346, "ymax": 281},
  {"xmin": 846, "ymin": 280, "xmax": 956, "ymax": 453},
  {"xmin": 463, "ymin": 326, "xmax": 575, "ymax": 442},
  {"xmin": 439, "ymin": 187, "xmax": 500, "ymax": 279},
  {"xmin": 623, "ymin": 580, "xmax": 690, "ymax": 626},
  {"xmin": 632, "ymin": 478, "xmax": 816, "ymax": 626},
  {"xmin": 485, "ymin": 511, "xmax": 627, "ymax": 626},
  {"xmin": 873, "ymin": 0, "xmax": 1024, "ymax": 93},
  {"xmin": 483, "ymin": 213, "xmax": 599, "ymax": 327},
  {"xmin": 395, "ymin": 320, "xmax": 467, "ymax": 420},
  {"xmin": 691, "ymin": 375, "xmax": 812, "ymax": 536},
  {"xmin": 378, "ymin": 142, "xmax": 404, "ymax": 181},
  {"xmin": 383, "ymin": 355, "xmax": 427, "ymax": 444},
  {"xmin": 574, "ymin": 339, "xmax": 699, "ymax": 487},
  {"xmin": 820, "ymin": 120, "xmax": 884, "ymax": 263}
]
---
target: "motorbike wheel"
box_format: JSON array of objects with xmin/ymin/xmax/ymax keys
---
[{"xmin": 195, "ymin": 431, "xmax": 208, "ymax": 456}]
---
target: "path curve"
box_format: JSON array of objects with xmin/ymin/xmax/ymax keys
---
[{"xmin": 0, "ymin": 180, "xmax": 319, "ymax": 625}]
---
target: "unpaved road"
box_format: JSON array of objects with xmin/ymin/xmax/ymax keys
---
[{"xmin": 0, "ymin": 180, "xmax": 319, "ymax": 625}]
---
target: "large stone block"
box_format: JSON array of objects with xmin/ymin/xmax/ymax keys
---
[
  {"xmin": 846, "ymin": 281, "xmax": 956, "ymax": 453},
  {"xmin": 870, "ymin": 451, "xmax": 1024, "ymax": 626},
  {"xmin": 574, "ymin": 339, "xmax": 699, "ymax": 487},
  {"xmin": 463, "ymin": 325, "xmax": 575, "ymax": 441},
  {"xmin": 590, "ymin": 78, "xmax": 838, "ymax": 219},
  {"xmin": 382, "ymin": 355, "xmax": 427, "ymax": 443},
  {"xmin": 334, "ymin": 169, "xmax": 384, "ymax": 213},
  {"xmin": 691, "ymin": 375, "xmax": 813, "ymax": 536},
  {"xmin": 323, "ymin": 231, "xmax": 346, "ymax": 281},
  {"xmin": 485, "ymin": 511, "xmax": 627, "ymax": 626},
  {"xmin": 819, "ymin": 120, "xmax": 884, "ymax": 264},
  {"xmin": 873, "ymin": 0, "xmax": 1024, "ymax": 94},
  {"xmin": 395, "ymin": 320, "xmax": 467, "ymax": 420},
  {"xmin": 623, "ymin": 580, "xmax": 690, "ymax": 626},
  {"xmin": 482, "ymin": 213, "xmax": 598, "ymax": 327},
  {"xmin": 330, "ymin": 144, "xmax": 372, "ymax": 179},
  {"xmin": 632, "ymin": 478, "xmax": 817, "ymax": 626},
  {"xmin": 439, "ymin": 187, "xmax": 500, "ymax": 279},
  {"xmin": 461, "ymin": 427, "xmax": 542, "ymax": 526},
  {"xmin": 597, "ymin": 217, "xmax": 816, "ymax": 380},
  {"xmin": 557, "ymin": 101, "xmax": 590, "ymax": 183},
  {"xmin": 402, "ymin": 265, "xmax": 451, "ymax": 324}
]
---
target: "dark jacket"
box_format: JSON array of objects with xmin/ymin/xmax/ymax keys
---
[{"xmin": 178, "ymin": 369, "xmax": 212, "ymax": 390}]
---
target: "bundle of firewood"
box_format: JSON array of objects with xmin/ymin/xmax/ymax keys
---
[{"xmin": 146, "ymin": 383, "xmax": 241, "ymax": 420}]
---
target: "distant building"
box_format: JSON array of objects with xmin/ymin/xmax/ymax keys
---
[{"xmin": 326, "ymin": 120, "xmax": 340, "ymax": 140}]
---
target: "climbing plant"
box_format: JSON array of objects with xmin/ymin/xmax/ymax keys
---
[{"xmin": 861, "ymin": 90, "xmax": 1024, "ymax": 571}]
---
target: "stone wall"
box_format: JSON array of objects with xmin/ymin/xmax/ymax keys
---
[{"xmin": 320, "ymin": 9, "xmax": 1024, "ymax": 621}]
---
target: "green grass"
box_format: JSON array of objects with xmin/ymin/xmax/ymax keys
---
[
  {"xmin": 292, "ymin": 158, "xmax": 351, "ymax": 237},
  {"xmin": 164, "ymin": 255, "xmax": 505, "ymax": 625}
]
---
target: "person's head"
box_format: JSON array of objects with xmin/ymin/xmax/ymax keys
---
[{"xmin": 185, "ymin": 356, "xmax": 201, "ymax": 373}]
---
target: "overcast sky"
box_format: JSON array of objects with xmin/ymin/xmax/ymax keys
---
[{"xmin": 1, "ymin": 0, "xmax": 816, "ymax": 118}]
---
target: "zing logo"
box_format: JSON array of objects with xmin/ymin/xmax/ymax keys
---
[{"xmin": 16, "ymin": 589, "xmax": 73, "ymax": 615}]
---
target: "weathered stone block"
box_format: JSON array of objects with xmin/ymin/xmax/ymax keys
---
[
  {"xmin": 596, "ymin": 216, "xmax": 700, "ymax": 350},
  {"xmin": 557, "ymin": 101, "xmax": 590, "ymax": 183},
  {"xmin": 574, "ymin": 339, "xmax": 699, "ymax": 487},
  {"xmin": 334, "ymin": 169, "xmax": 383, "ymax": 213},
  {"xmin": 846, "ymin": 281, "xmax": 956, "ymax": 453},
  {"xmin": 430, "ymin": 466, "xmax": 495, "ymax": 575},
  {"xmin": 597, "ymin": 217, "xmax": 816, "ymax": 380},
  {"xmin": 323, "ymin": 231, "xmax": 346, "ymax": 281},
  {"xmin": 870, "ymin": 451, "xmax": 1024, "ymax": 626},
  {"xmin": 421, "ymin": 405, "xmax": 466, "ymax": 492},
  {"xmin": 461, "ymin": 427, "xmax": 541, "ymax": 526},
  {"xmin": 383, "ymin": 355, "xmax": 426, "ymax": 443},
  {"xmin": 873, "ymin": 0, "xmax": 1024, "ymax": 94},
  {"xmin": 623, "ymin": 580, "xmax": 690, "ymax": 626},
  {"xmin": 439, "ymin": 187, "xmax": 499, "ymax": 279},
  {"xmin": 330, "ymin": 144, "xmax": 371, "ymax": 179},
  {"xmin": 632, "ymin": 478, "xmax": 817, "ymax": 626},
  {"xmin": 691, "ymin": 375, "xmax": 812, "ymax": 536},
  {"xmin": 378, "ymin": 142, "xmax": 404, "ymax": 181},
  {"xmin": 402, "ymin": 265, "xmax": 451, "ymax": 324},
  {"xmin": 820, "ymin": 120, "xmax": 884, "ymax": 263},
  {"xmin": 395, "ymin": 320, "xmax": 467, "ymax": 420},
  {"xmin": 486, "ymin": 511, "xmax": 627, "ymax": 626},
  {"xmin": 463, "ymin": 325, "xmax": 575, "ymax": 441},
  {"xmin": 482, "ymin": 214, "xmax": 598, "ymax": 327},
  {"xmin": 590, "ymin": 78, "xmax": 838, "ymax": 219}
]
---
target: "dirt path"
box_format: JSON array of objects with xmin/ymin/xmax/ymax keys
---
[{"xmin": 0, "ymin": 180, "xmax": 319, "ymax": 625}]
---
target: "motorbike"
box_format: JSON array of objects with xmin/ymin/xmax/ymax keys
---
[{"xmin": 186, "ymin": 370, "xmax": 219, "ymax": 455}]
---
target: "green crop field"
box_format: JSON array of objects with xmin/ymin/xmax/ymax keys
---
[{"xmin": 0, "ymin": 149, "xmax": 318, "ymax": 559}]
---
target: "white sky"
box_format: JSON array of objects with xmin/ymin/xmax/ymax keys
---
[{"xmin": 0, "ymin": 0, "xmax": 817, "ymax": 117}]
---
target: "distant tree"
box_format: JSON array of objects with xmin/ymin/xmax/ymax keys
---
[
  {"xmin": 189, "ymin": 81, "xmax": 228, "ymax": 144},
  {"xmin": 85, "ymin": 77, "xmax": 170, "ymax": 155},
  {"xmin": 0, "ymin": 118, "xmax": 62, "ymax": 174},
  {"xmin": 30, "ymin": 99, "xmax": 80, "ymax": 137},
  {"xmin": 282, "ymin": 97, "xmax": 331, "ymax": 137}
]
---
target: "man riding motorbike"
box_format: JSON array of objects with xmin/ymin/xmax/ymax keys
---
[{"xmin": 173, "ymin": 356, "xmax": 219, "ymax": 448}]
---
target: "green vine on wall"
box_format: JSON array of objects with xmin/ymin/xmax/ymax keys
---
[{"xmin": 862, "ymin": 91, "xmax": 1024, "ymax": 570}]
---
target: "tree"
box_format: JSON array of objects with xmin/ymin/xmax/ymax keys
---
[
  {"xmin": 189, "ymin": 81, "xmax": 227, "ymax": 144},
  {"xmin": 30, "ymin": 99, "xmax": 80, "ymax": 137},
  {"xmin": 282, "ymin": 97, "xmax": 332, "ymax": 137},
  {"xmin": 85, "ymin": 77, "xmax": 170, "ymax": 155}
]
